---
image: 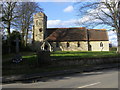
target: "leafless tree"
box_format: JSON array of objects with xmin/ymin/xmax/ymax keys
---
[
  {"xmin": 1, "ymin": 2, "xmax": 18, "ymax": 53},
  {"xmin": 14, "ymin": 2, "xmax": 43, "ymax": 46},
  {"xmin": 76, "ymin": 0, "xmax": 120, "ymax": 53}
]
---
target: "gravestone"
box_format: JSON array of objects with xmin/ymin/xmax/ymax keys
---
[
  {"xmin": 12, "ymin": 37, "xmax": 22, "ymax": 63},
  {"xmin": 37, "ymin": 51, "xmax": 50, "ymax": 66}
]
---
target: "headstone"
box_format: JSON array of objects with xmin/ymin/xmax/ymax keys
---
[
  {"xmin": 12, "ymin": 37, "xmax": 22, "ymax": 63},
  {"xmin": 37, "ymin": 51, "xmax": 51, "ymax": 66}
]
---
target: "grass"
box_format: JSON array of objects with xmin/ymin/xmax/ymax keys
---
[
  {"xmin": 51, "ymin": 51, "xmax": 120, "ymax": 60},
  {"xmin": 2, "ymin": 51, "xmax": 120, "ymax": 76}
]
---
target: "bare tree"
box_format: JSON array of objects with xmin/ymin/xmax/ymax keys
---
[
  {"xmin": 1, "ymin": 2, "xmax": 18, "ymax": 53},
  {"xmin": 76, "ymin": 0, "xmax": 120, "ymax": 53},
  {"xmin": 118, "ymin": 1, "xmax": 120, "ymax": 53},
  {"xmin": 15, "ymin": 2, "xmax": 43, "ymax": 47}
]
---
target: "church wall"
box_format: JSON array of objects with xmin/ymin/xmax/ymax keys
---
[
  {"xmin": 51, "ymin": 41, "xmax": 88, "ymax": 51},
  {"xmin": 90, "ymin": 41, "xmax": 109, "ymax": 51},
  {"xmin": 50, "ymin": 41, "xmax": 109, "ymax": 51}
]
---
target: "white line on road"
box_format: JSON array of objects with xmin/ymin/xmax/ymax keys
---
[{"xmin": 78, "ymin": 82, "xmax": 101, "ymax": 88}]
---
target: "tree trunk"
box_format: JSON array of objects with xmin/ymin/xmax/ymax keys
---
[
  {"xmin": 86, "ymin": 29, "xmax": 91, "ymax": 51},
  {"xmin": 32, "ymin": 25, "xmax": 35, "ymax": 44},
  {"xmin": 7, "ymin": 22, "xmax": 11, "ymax": 53},
  {"xmin": 117, "ymin": 29, "xmax": 120, "ymax": 53},
  {"xmin": 118, "ymin": 1, "xmax": 120, "ymax": 53},
  {"xmin": 21, "ymin": 30, "xmax": 25, "ymax": 47},
  {"xmin": 25, "ymin": 28, "xmax": 29, "ymax": 47}
]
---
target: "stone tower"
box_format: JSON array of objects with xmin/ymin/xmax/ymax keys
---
[
  {"xmin": 33, "ymin": 12, "xmax": 47, "ymax": 51},
  {"xmin": 33, "ymin": 12, "xmax": 47, "ymax": 42}
]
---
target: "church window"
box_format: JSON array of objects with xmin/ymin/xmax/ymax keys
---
[
  {"xmin": 36, "ymin": 20, "xmax": 38, "ymax": 26},
  {"xmin": 56, "ymin": 42, "xmax": 59, "ymax": 47},
  {"xmin": 39, "ymin": 28, "xmax": 42, "ymax": 32},
  {"xmin": 77, "ymin": 42, "xmax": 80, "ymax": 47},
  {"xmin": 67, "ymin": 42, "xmax": 70, "ymax": 47},
  {"xmin": 39, "ymin": 22, "xmax": 42, "ymax": 25},
  {"xmin": 100, "ymin": 42, "xmax": 103, "ymax": 47}
]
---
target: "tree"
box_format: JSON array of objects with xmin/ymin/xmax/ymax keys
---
[
  {"xmin": 76, "ymin": 0, "xmax": 120, "ymax": 53},
  {"xmin": 14, "ymin": 2, "xmax": 43, "ymax": 47},
  {"xmin": 118, "ymin": 1, "xmax": 120, "ymax": 53},
  {"xmin": 1, "ymin": 2, "xmax": 18, "ymax": 53}
]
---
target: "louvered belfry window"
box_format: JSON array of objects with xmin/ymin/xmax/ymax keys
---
[{"xmin": 39, "ymin": 28, "xmax": 42, "ymax": 32}]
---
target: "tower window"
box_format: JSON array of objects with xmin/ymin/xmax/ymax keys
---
[
  {"xmin": 36, "ymin": 20, "xmax": 38, "ymax": 26},
  {"xmin": 100, "ymin": 42, "xmax": 103, "ymax": 47},
  {"xmin": 66, "ymin": 42, "xmax": 70, "ymax": 47},
  {"xmin": 39, "ymin": 22, "xmax": 41, "ymax": 25},
  {"xmin": 39, "ymin": 28, "xmax": 42, "ymax": 32},
  {"xmin": 77, "ymin": 42, "xmax": 80, "ymax": 47},
  {"xmin": 56, "ymin": 42, "xmax": 59, "ymax": 47}
]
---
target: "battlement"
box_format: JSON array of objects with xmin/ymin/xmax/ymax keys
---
[{"xmin": 33, "ymin": 12, "xmax": 47, "ymax": 19}]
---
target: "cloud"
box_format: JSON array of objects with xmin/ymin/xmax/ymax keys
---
[
  {"xmin": 47, "ymin": 20, "xmax": 62, "ymax": 27},
  {"xmin": 47, "ymin": 19, "xmax": 78, "ymax": 28},
  {"xmin": 63, "ymin": 5, "xmax": 74, "ymax": 12},
  {"xmin": 32, "ymin": 0, "xmax": 76, "ymax": 2},
  {"xmin": 108, "ymin": 30, "xmax": 117, "ymax": 46},
  {"xmin": 33, "ymin": 0, "xmax": 102, "ymax": 2}
]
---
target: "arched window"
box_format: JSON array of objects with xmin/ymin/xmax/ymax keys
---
[
  {"xmin": 100, "ymin": 42, "xmax": 103, "ymax": 47},
  {"xmin": 77, "ymin": 42, "xmax": 80, "ymax": 47},
  {"xmin": 36, "ymin": 20, "xmax": 38, "ymax": 26},
  {"xmin": 67, "ymin": 42, "xmax": 69, "ymax": 47}
]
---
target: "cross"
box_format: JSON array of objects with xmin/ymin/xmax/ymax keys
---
[
  {"xmin": 13, "ymin": 37, "xmax": 22, "ymax": 63},
  {"xmin": 14, "ymin": 37, "xmax": 20, "ymax": 53}
]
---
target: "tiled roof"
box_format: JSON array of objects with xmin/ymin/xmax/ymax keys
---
[
  {"xmin": 45, "ymin": 27, "xmax": 108, "ymax": 42},
  {"xmin": 88, "ymin": 29, "xmax": 108, "ymax": 41}
]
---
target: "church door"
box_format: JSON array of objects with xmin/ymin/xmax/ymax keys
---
[{"xmin": 44, "ymin": 44, "xmax": 49, "ymax": 51}]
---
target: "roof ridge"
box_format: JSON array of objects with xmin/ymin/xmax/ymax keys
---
[
  {"xmin": 47, "ymin": 27, "xmax": 86, "ymax": 29},
  {"xmin": 88, "ymin": 29, "xmax": 106, "ymax": 31}
]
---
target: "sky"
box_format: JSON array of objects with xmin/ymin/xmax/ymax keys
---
[
  {"xmin": 39, "ymin": 2, "xmax": 117, "ymax": 46},
  {"xmin": 39, "ymin": 2, "xmax": 79, "ymax": 28}
]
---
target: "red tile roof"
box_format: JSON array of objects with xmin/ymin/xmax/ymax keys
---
[{"xmin": 45, "ymin": 27, "xmax": 108, "ymax": 42}]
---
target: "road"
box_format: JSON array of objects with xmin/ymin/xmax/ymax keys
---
[{"xmin": 2, "ymin": 68, "xmax": 119, "ymax": 88}]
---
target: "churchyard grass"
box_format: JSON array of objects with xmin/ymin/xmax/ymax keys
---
[
  {"xmin": 51, "ymin": 51, "xmax": 120, "ymax": 60},
  {"xmin": 2, "ymin": 51, "xmax": 120, "ymax": 76}
]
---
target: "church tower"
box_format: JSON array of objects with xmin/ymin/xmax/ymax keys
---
[{"xmin": 33, "ymin": 12, "xmax": 47, "ymax": 42}]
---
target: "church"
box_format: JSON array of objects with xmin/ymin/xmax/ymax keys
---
[{"xmin": 32, "ymin": 12, "xmax": 109, "ymax": 51}]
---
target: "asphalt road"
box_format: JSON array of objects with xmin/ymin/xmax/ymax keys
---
[{"xmin": 2, "ymin": 68, "xmax": 119, "ymax": 88}]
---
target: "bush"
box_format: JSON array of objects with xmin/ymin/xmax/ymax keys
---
[{"xmin": 109, "ymin": 47, "xmax": 117, "ymax": 51}]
